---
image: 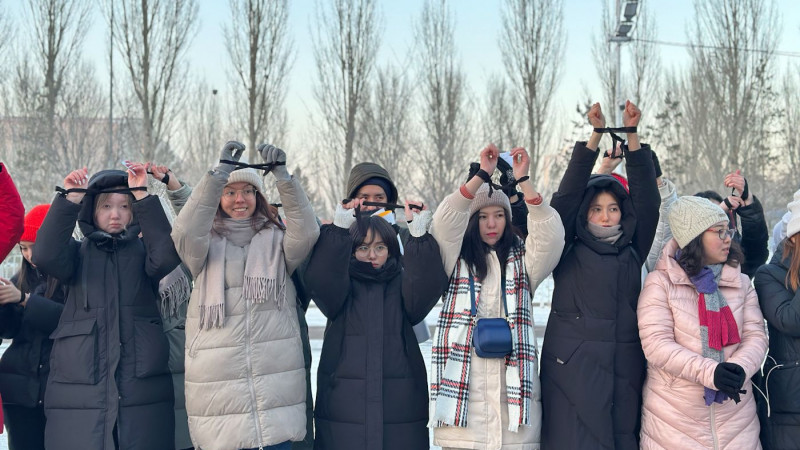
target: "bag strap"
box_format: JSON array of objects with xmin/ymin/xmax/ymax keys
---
[{"xmin": 469, "ymin": 275, "xmax": 508, "ymax": 319}]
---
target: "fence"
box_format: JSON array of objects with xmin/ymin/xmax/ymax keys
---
[{"xmin": 1, "ymin": 252, "xmax": 21, "ymax": 280}]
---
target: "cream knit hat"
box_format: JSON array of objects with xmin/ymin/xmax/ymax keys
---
[
  {"xmin": 469, "ymin": 183, "xmax": 512, "ymax": 219},
  {"xmin": 786, "ymin": 188, "xmax": 800, "ymax": 238},
  {"xmin": 226, "ymin": 168, "xmax": 265, "ymax": 194},
  {"xmin": 667, "ymin": 196, "xmax": 729, "ymax": 249}
]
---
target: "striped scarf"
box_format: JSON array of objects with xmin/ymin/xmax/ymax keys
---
[{"xmin": 429, "ymin": 242, "xmax": 536, "ymax": 432}]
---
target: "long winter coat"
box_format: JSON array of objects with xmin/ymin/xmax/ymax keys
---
[
  {"xmin": 754, "ymin": 241, "xmax": 800, "ymax": 449},
  {"xmin": 541, "ymin": 142, "xmax": 660, "ymax": 450},
  {"xmin": 735, "ymin": 196, "xmax": 770, "ymax": 278},
  {"xmin": 171, "ymin": 170, "xmax": 319, "ymax": 450},
  {"xmin": 306, "ymin": 225, "xmax": 448, "ymax": 450},
  {"xmin": 430, "ymin": 190, "xmax": 565, "ymax": 450},
  {"xmin": 32, "ymin": 170, "xmax": 181, "ymax": 450},
  {"xmin": 0, "ymin": 162, "xmax": 24, "ymax": 261},
  {"xmin": 638, "ymin": 239, "xmax": 768, "ymax": 449}
]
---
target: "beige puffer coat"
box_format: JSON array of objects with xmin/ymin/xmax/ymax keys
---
[
  {"xmin": 430, "ymin": 190, "xmax": 564, "ymax": 450},
  {"xmin": 637, "ymin": 239, "xmax": 767, "ymax": 449},
  {"xmin": 172, "ymin": 170, "xmax": 319, "ymax": 450}
]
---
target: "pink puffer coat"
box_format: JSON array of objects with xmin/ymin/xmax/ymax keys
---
[{"xmin": 637, "ymin": 239, "xmax": 767, "ymax": 449}]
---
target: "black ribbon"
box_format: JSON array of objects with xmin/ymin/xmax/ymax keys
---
[
  {"xmin": 339, "ymin": 200, "xmax": 424, "ymax": 211},
  {"xmin": 594, "ymin": 127, "xmax": 637, "ymax": 159},
  {"xmin": 219, "ymin": 159, "xmax": 286, "ymax": 175},
  {"xmin": 56, "ymin": 186, "xmax": 147, "ymax": 196}
]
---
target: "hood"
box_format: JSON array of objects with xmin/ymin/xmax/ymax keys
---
[
  {"xmin": 575, "ymin": 174, "xmax": 636, "ymax": 254},
  {"xmin": 770, "ymin": 239, "xmax": 792, "ymax": 269},
  {"xmin": 345, "ymin": 162, "xmax": 398, "ymax": 204},
  {"xmin": 77, "ymin": 169, "xmax": 141, "ymax": 237}
]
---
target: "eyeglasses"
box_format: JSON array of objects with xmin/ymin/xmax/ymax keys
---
[
  {"xmin": 222, "ymin": 188, "xmax": 256, "ymax": 199},
  {"xmin": 706, "ymin": 228, "xmax": 735, "ymax": 240},
  {"xmin": 355, "ymin": 244, "xmax": 388, "ymax": 256}
]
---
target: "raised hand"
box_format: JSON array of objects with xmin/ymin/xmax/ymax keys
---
[
  {"xmin": 0, "ymin": 277, "xmax": 24, "ymax": 305},
  {"xmin": 724, "ymin": 170, "xmax": 745, "ymax": 194},
  {"xmin": 588, "ymin": 102, "xmax": 605, "ymax": 129},
  {"xmin": 149, "ymin": 163, "xmax": 180, "ymax": 190},
  {"xmin": 63, "ymin": 168, "xmax": 89, "ymax": 204},
  {"xmin": 480, "ymin": 144, "xmax": 500, "ymax": 175},
  {"xmin": 598, "ymin": 144, "xmax": 624, "ymax": 174},
  {"xmin": 403, "ymin": 198, "xmax": 426, "ymax": 223},
  {"xmin": 509, "ymin": 147, "xmax": 530, "ymax": 181},
  {"xmin": 622, "ymin": 100, "xmax": 641, "ymax": 128},
  {"xmin": 720, "ymin": 195, "xmax": 744, "ymax": 212},
  {"xmin": 405, "ymin": 199, "xmax": 432, "ymax": 238},
  {"xmin": 257, "ymin": 143, "xmax": 290, "ymax": 180},
  {"xmin": 126, "ymin": 162, "xmax": 150, "ymax": 200}
]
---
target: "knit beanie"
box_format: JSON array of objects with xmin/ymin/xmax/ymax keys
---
[
  {"xmin": 20, "ymin": 204, "xmax": 50, "ymax": 242},
  {"xmin": 226, "ymin": 168, "xmax": 265, "ymax": 194},
  {"xmin": 667, "ymin": 196, "xmax": 729, "ymax": 249},
  {"xmin": 786, "ymin": 188, "xmax": 800, "ymax": 238},
  {"xmin": 469, "ymin": 184, "xmax": 512, "ymax": 219}
]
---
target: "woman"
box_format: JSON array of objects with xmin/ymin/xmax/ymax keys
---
[
  {"xmin": 33, "ymin": 164, "xmax": 182, "ymax": 450},
  {"xmin": 638, "ymin": 196, "xmax": 768, "ymax": 448},
  {"xmin": 539, "ymin": 101, "xmax": 659, "ymax": 449},
  {"xmin": 429, "ymin": 145, "xmax": 564, "ymax": 449},
  {"xmin": 171, "ymin": 141, "xmax": 319, "ymax": 450},
  {"xmin": 306, "ymin": 199, "xmax": 447, "ymax": 450},
  {"xmin": 0, "ymin": 204, "xmax": 66, "ymax": 450},
  {"xmin": 753, "ymin": 187, "xmax": 800, "ymax": 449}
]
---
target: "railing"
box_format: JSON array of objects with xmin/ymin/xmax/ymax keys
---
[{"xmin": 1, "ymin": 252, "xmax": 22, "ymax": 280}]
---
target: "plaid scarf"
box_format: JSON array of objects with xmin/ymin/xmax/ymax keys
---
[{"xmin": 429, "ymin": 242, "xmax": 536, "ymax": 432}]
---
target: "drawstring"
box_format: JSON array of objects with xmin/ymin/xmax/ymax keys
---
[
  {"xmin": 218, "ymin": 159, "xmax": 285, "ymax": 176},
  {"xmin": 594, "ymin": 127, "xmax": 637, "ymax": 158}
]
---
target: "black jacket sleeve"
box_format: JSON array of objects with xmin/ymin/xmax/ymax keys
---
[
  {"xmin": 306, "ymin": 225, "xmax": 352, "ymax": 320},
  {"xmin": 401, "ymin": 234, "xmax": 449, "ymax": 326},
  {"xmin": 550, "ymin": 142, "xmax": 599, "ymax": 243},
  {"xmin": 624, "ymin": 144, "xmax": 660, "ymax": 259},
  {"xmin": 754, "ymin": 264, "xmax": 800, "ymax": 337},
  {"xmin": 22, "ymin": 294, "xmax": 65, "ymax": 335},
  {"xmin": 0, "ymin": 304, "xmax": 24, "ymax": 338},
  {"xmin": 510, "ymin": 195, "xmax": 529, "ymax": 238},
  {"xmin": 31, "ymin": 194, "xmax": 81, "ymax": 283},
  {"xmin": 737, "ymin": 196, "xmax": 769, "ymax": 278},
  {"xmin": 135, "ymin": 195, "xmax": 181, "ymax": 280}
]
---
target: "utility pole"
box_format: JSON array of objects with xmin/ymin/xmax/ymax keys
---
[
  {"xmin": 610, "ymin": 0, "xmax": 639, "ymax": 126},
  {"xmin": 108, "ymin": 1, "xmax": 114, "ymax": 160}
]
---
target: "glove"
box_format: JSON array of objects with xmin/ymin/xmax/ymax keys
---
[
  {"xmin": 713, "ymin": 362, "xmax": 745, "ymax": 402},
  {"xmin": 217, "ymin": 141, "xmax": 245, "ymax": 174},
  {"xmin": 651, "ymin": 151, "xmax": 662, "ymax": 179},
  {"xmin": 258, "ymin": 143, "xmax": 290, "ymax": 180},
  {"xmin": 497, "ymin": 156, "xmax": 519, "ymax": 198},
  {"xmin": 333, "ymin": 204, "xmax": 357, "ymax": 230},
  {"xmin": 407, "ymin": 209, "xmax": 432, "ymax": 238},
  {"xmin": 467, "ymin": 162, "xmax": 480, "ymax": 183}
]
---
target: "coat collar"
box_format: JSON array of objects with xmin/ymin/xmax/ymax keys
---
[{"xmin": 655, "ymin": 239, "xmax": 742, "ymax": 289}]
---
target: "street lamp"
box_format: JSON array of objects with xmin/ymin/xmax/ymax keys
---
[{"xmin": 610, "ymin": 0, "xmax": 639, "ymax": 126}]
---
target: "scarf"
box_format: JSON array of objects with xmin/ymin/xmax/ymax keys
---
[
  {"xmin": 158, "ymin": 265, "xmax": 191, "ymax": 318},
  {"xmin": 587, "ymin": 222, "xmax": 623, "ymax": 244},
  {"xmin": 685, "ymin": 262, "xmax": 741, "ymax": 405},
  {"xmin": 429, "ymin": 242, "xmax": 535, "ymax": 432},
  {"xmin": 349, "ymin": 256, "xmax": 401, "ymax": 283},
  {"xmin": 194, "ymin": 216, "xmax": 286, "ymax": 329}
]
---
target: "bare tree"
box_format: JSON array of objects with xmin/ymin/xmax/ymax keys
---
[
  {"xmin": 627, "ymin": 0, "xmax": 661, "ymax": 115},
  {"xmin": 500, "ymin": 0, "xmax": 565, "ymax": 175},
  {"xmin": 591, "ymin": 0, "xmax": 616, "ymax": 114},
  {"xmin": 311, "ymin": 0, "xmax": 381, "ymax": 202},
  {"xmin": 224, "ymin": 0, "xmax": 292, "ymax": 162},
  {"xmin": 107, "ymin": 0, "xmax": 198, "ymax": 162},
  {"xmin": 414, "ymin": 0, "xmax": 472, "ymax": 206},
  {"xmin": 481, "ymin": 74, "xmax": 525, "ymax": 151}
]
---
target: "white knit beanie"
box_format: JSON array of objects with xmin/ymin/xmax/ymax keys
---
[
  {"xmin": 667, "ymin": 196, "xmax": 729, "ymax": 249},
  {"xmin": 226, "ymin": 168, "xmax": 265, "ymax": 194},
  {"xmin": 469, "ymin": 183, "xmax": 512, "ymax": 219},
  {"xmin": 786, "ymin": 188, "xmax": 800, "ymax": 238}
]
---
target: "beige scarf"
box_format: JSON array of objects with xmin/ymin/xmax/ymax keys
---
[{"xmin": 195, "ymin": 216, "xmax": 286, "ymax": 329}]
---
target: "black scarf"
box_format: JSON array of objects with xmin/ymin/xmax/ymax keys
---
[{"xmin": 349, "ymin": 256, "xmax": 401, "ymax": 283}]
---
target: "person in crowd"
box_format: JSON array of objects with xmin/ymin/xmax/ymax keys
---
[
  {"xmin": 429, "ymin": 145, "xmax": 564, "ymax": 449},
  {"xmin": 32, "ymin": 163, "xmax": 181, "ymax": 449},
  {"xmin": 694, "ymin": 169, "xmax": 769, "ymax": 278},
  {"xmin": 0, "ymin": 162, "xmax": 24, "ymax": 261},
  {"xmin": 467, "ymin": 152, "xmax": 531, "ymax": 237},
  {"xmin": 753, "ymin": 187, "xmax": 800, "ymax": 449},
  {"xmin": 171, "ymin": 142, "xmax": 318, "ymax": 450},
  {"xmin": 540, "ymin": 101, "xmax": 660, "ymax": 449},
  {"xmin": 344, "ymin": 161, "xmax": 432, "ymax": 343},
  {"xmin": 306, "ymin": 199, "xmax": 447, "ymax": 449},
  {"xmin": 638, "ymin": 196, "xmax": 768, "ymax": 448},
  {"xmin": 0, "ymin": 205, "xmax": 66, "ymax": 450}
]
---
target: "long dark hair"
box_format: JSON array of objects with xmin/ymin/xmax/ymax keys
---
[
  {"xmin": 461, "ymin": 208, "xmax": 518, "ymax": 281},
  {"xmin": 215, "ymin": 189, "xmax": 284, "ymax": 231},
  {"xmin": 783, "ymin": 234, "xmax": 800, "ymax": 291},
  {"xmin": 349, "ymin": 216, "xmax": 401, "ymax": 259},
  {"xmin": 15, "ymin": 252, "xmax": 62, "ymax": 298},
  {"xmin": 677, "ymin": 233, "xmax": 744, "ymax": 277}
]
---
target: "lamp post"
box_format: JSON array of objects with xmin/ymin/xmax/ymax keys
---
[{"xmin": 609, "ymin": 0, "xmax": 639, "ymax": 126}]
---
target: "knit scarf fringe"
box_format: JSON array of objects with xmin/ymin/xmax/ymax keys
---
[
  {"xmin": 159, "ymin": 271, "xmax": 191, "ymax": 318},
  {"xmin": 243, "ymin": 276, "xmax": 286, "ymax": 309},
  {"xmin": 199, "ymin": 303, "xmax": 225, "ymax": 330}
]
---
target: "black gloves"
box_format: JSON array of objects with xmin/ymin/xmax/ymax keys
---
[{"xmin": 714, "ymin": 362, "xmax": 746, "ymax": 403}]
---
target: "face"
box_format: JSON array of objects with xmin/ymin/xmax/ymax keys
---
[
  {"xmin": 354, "ymin": 185, "xmax": 387, "ymax": 212},
  {"xmin": 354, "ymin": 229, "xmax": 389, "ymax": 269},
  {"xmin": 478, "ymin": 206, "xmax": 506, "ymax": 247},
  {"xmin": 19, "ymin": 241, "xmax": 34, "ymax": 267},
  {"xmin": 95, "ymin": 193, "xmax": 133, "ymax": 234},
  {"xmin": 220, "ymin": 182, "xmax": 257, "ymax": 219},
  {"xmin": 587, "ymin": 191, "xmax": 622, "ymax": 227},
  {"xmin": 701, "ymin": 221, "xmax": 733, "ymax": 265}
]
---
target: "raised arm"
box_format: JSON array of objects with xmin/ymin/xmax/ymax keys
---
[
  {"xmin": 306, "ymin": 207, "xmax": 354, "ymax": 320},
  {"xmin": 645, "ymin": 177, "xmax": 678, "ymax": 272},
  {"xmin": 402, "ymin": 207, "xmax": 449, "ymax": 325},
  {"xmin": 150, "ymin": 164, "xmax": 192, "ymax": 215}
]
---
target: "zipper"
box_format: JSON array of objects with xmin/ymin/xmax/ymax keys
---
[
  {"xmin": 244, "ymin": 295, "xmax": 264, "ymax": 448},
  {"xmin": 709, "ymin": 403, "xmax": 718, "ymax": 450}
]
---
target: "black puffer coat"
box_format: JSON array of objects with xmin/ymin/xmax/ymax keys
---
[
  {"xmin": 754, "ymin": 241, "xmax": 800, "ymax": 450},
  {"xmin": 32, "ymin": 170, "xmax": 181, "ymax": 450},
  {"xmin": 541, "ymin": 142, "xmax": 659, "ymax": 450},
  {"xmin": 306, "ymin": 225, "xmax": 448, "ymax": 450},
  {"xmin": 735, "ymin": 196, "xmax": 769, "ymax": 278}
]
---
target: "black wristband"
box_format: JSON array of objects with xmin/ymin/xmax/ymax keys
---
[
  {"xmin": 741, "ymin": 179, "xmax": 749, "ymax": 201},
  {"xmin": 160, "ymin": 172, "xmax": 170, "ymax": 185},
  {"xmin": 17, "ymin": 289, "xmax": 25, "ymax": 304},
  {"xmin": 475, "ymin": 169, "xmax": 492, "ymax": 183}
]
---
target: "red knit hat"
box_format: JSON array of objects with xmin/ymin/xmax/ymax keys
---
[
  {"xmin": 611, "ymin": 173, "xmax": 629, "ymax": 193},
  {"xmin": 20, "ymin": 204, "xmax": 50, "ymax": 243}
]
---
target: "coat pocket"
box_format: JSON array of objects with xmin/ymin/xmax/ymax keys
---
[
  {"xmin": 49, "ymin": 318, "xmax": 98, "ymax": 384},
  {"xmin": 133, "ymin": 317, "xmax": 170, "ymax": 378}
]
